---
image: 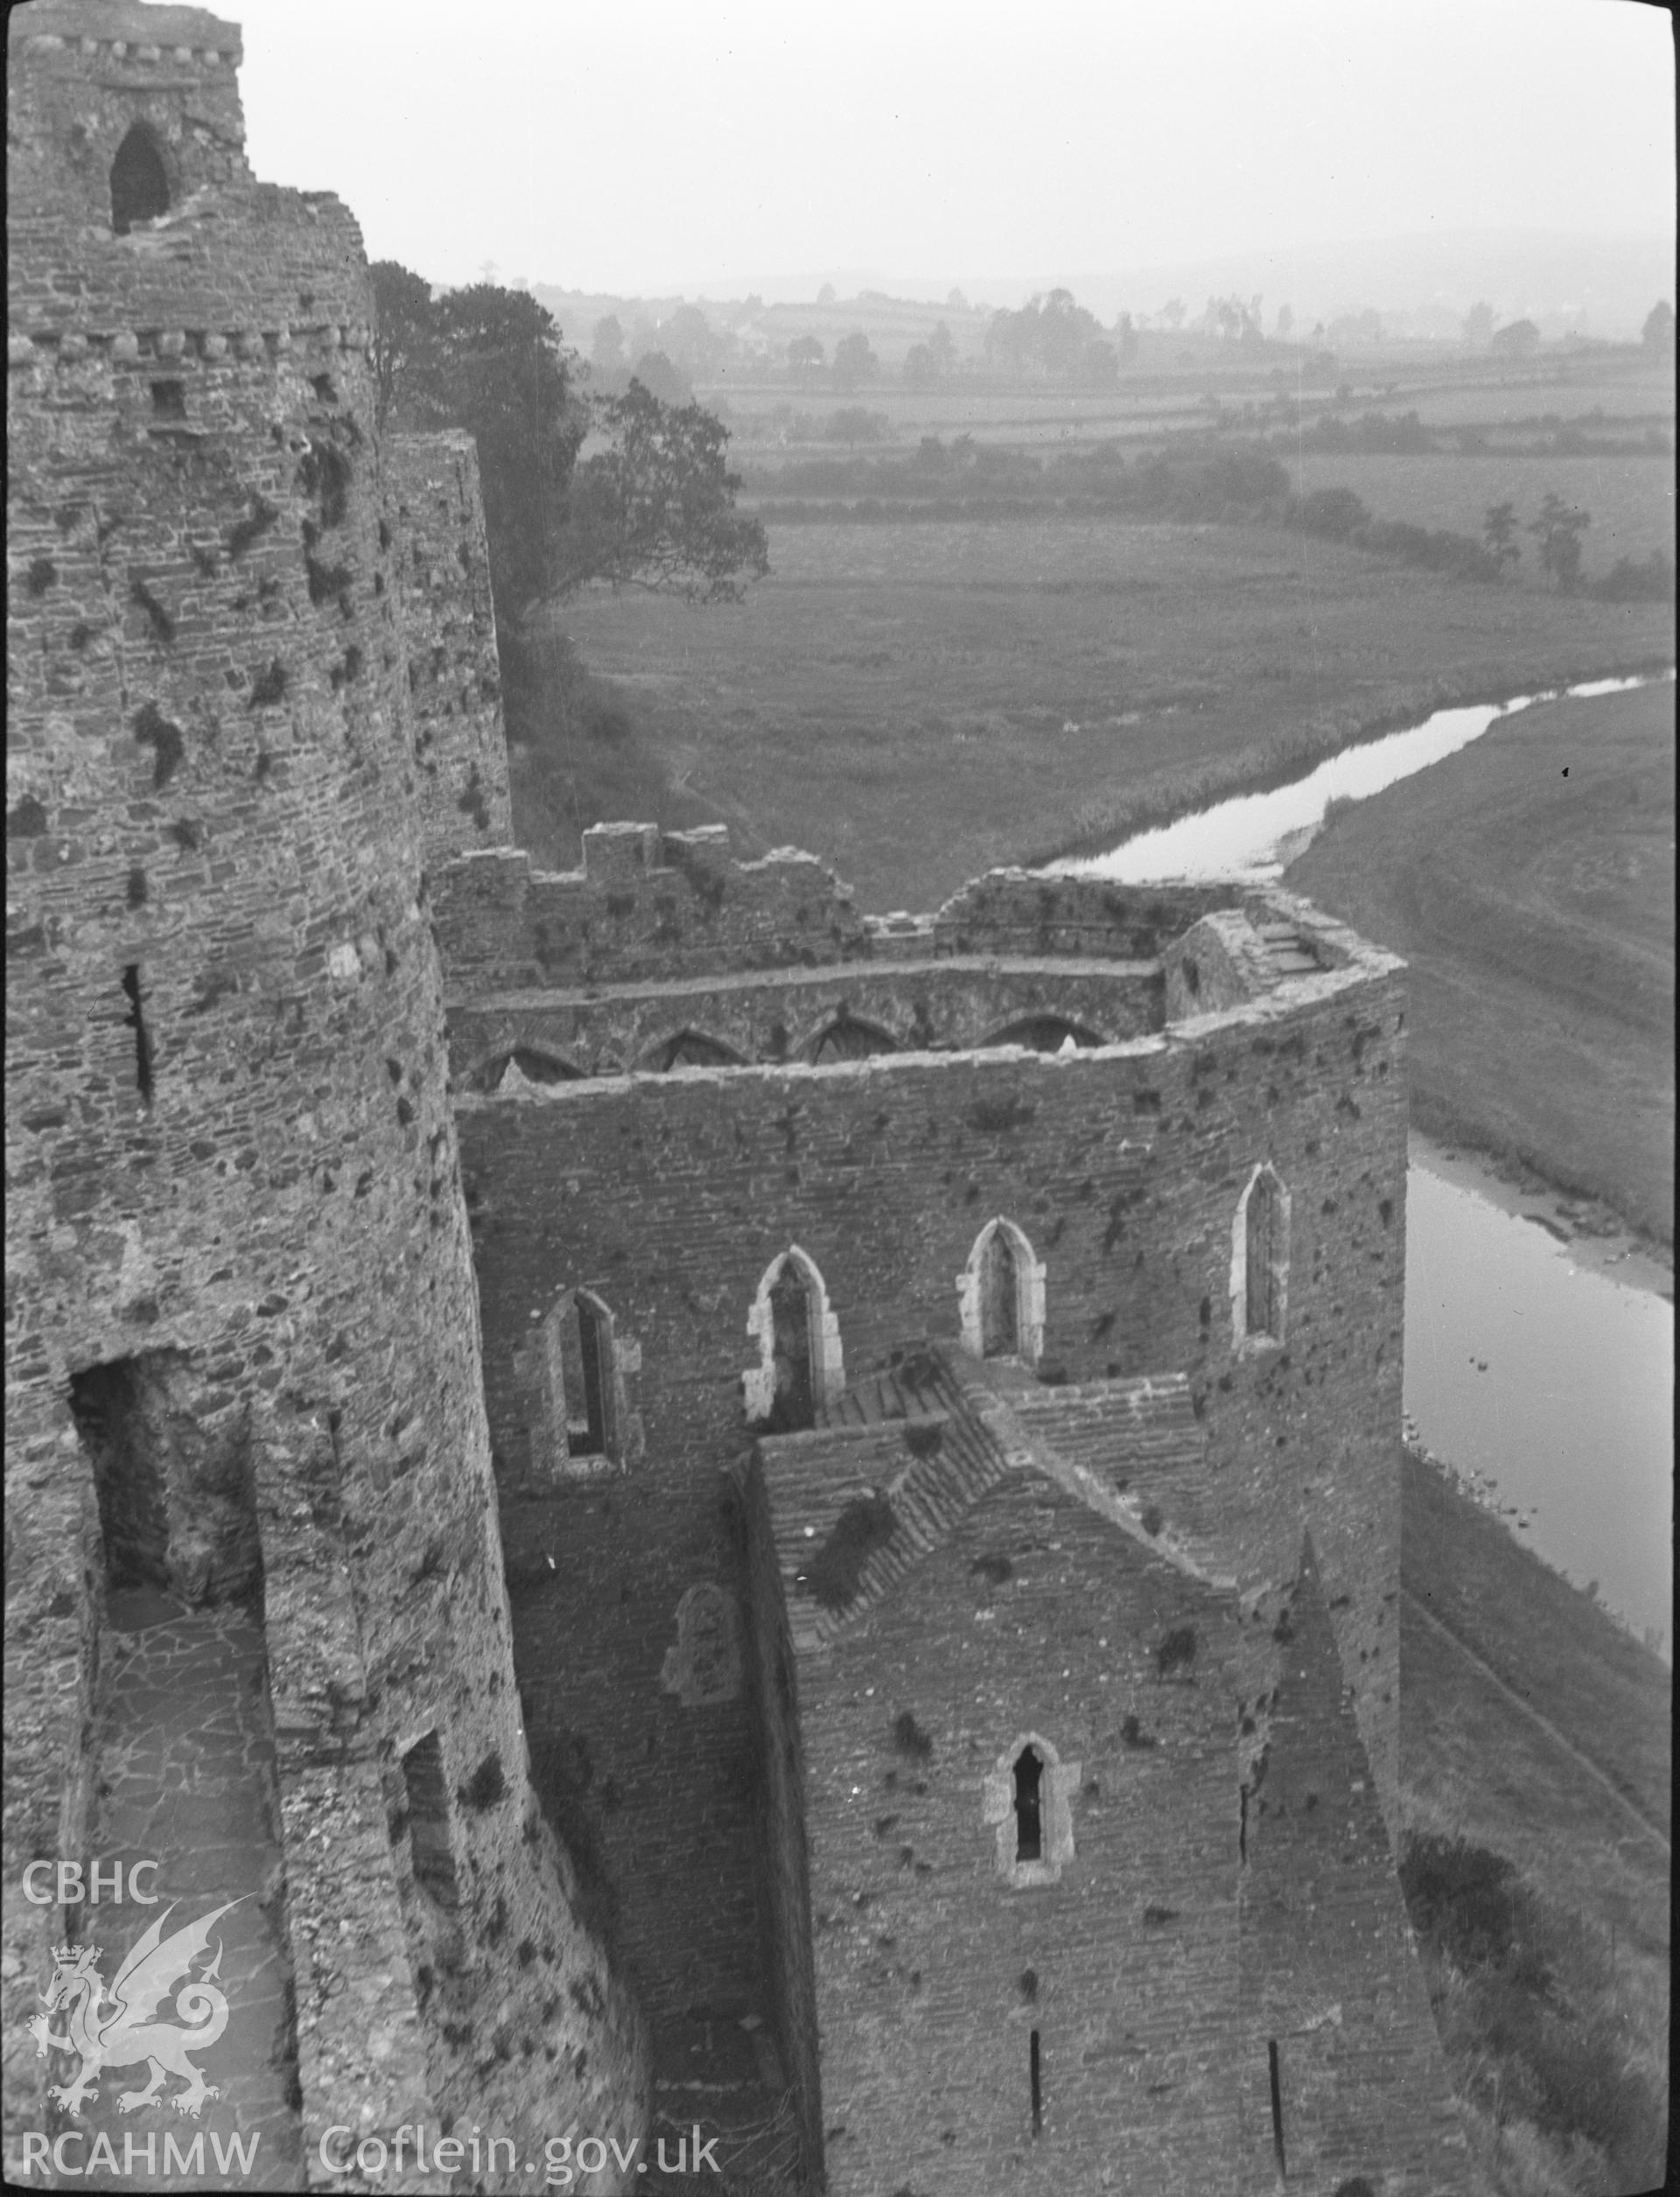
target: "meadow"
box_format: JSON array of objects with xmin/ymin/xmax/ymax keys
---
[
  {"xmin": 1287, "ymin": 449, "xmax": 1675, "ymax": 581},
  {"xmin": 717, "ymin": 349, "xmax": 1674, "ymax": 453},
  {"xmin": 1287, "ymin": 680, "xmax": 1675, "ymax": 1243},
  {"xmin": 548, "ymin": 512, "xmax": 1673, "ymax": 906}
]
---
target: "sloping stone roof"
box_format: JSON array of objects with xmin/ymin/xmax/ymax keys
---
[{"xmin": 754, "ymin": 1345, "xmax": 1234, "ymax": 1656}]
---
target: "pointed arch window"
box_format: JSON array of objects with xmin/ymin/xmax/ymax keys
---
[
  {"xmin": 526, "ymin": 1288, "xmax": 629, "ymax": 1473},
  {"xmin": 980, "ymin": 1227, "xmax": 1018, "ymax": 1357},
  {"xmin": 644, "ymin": 1029, "xmax": 743, "ymax": 1072},
  {"xmin": 958, "ymin": 1219, "xmax": 1046, "ymax": 1366},
  {"xmin": 483, "ymin": 1046, "xmax": 584, "ymax": 1092},
  {"xmin": 111, "ymin": 125, "xmax": 170, "ymax": 234},
  {"xmin": 807, "ymin": 1015, "xmax": 899, "ymax": 1064},
  {"xmin": 1232, "ymin": 1163, "xmax": 1291, "ymax": 1351},
  {"xmin": 743, "ymin": 1247, "xmax": 844, "ymax": 1431},
  {"xmin": 982, "ymin": 1015, "xmax": 1103, "ymax": 1053},
  {"xmin": 984, "ymin": 1732, "xmax": 1080, "ymax": 1886}
]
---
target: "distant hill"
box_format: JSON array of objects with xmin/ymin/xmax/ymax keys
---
[{"xmin": 532, "ymin": 228, "xmax": 1674, "ymax": 353}]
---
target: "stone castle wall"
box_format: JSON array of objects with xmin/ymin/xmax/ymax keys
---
[
  {"xmin": 433, "ymin": 824, "xmax": 1250, "ymax": 995},
  {"xmin": 387, "ymin": 429, "xmax": 513, "ymax": 862},
  {"xmin": 7, "ymin": 9, "xmax": 1436, "ymax": 2188},
  {"xmin": 1237, "ymin": 1547, "xmax": 1472, "ymax": 2190},
  {"xmin": 456, "ymin": 942, "xmax": 1407, "ymax": 2039},
  {"xmin": 4, "ymin": 6, "xmax": 645, "ymax": 2181},
  {"xmin": 770, "ymin": 1469, "xmax": 1245, "ymax": 2196}
]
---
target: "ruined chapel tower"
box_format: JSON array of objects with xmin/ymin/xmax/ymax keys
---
[{"xmin": 4, "ymin": 3, "xmax": 643, "ymax": 2180}]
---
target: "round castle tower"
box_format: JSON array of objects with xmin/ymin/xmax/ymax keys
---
[{"xmin": 5, "ymin": 3, "xmax": 643, "ymax": 2176}]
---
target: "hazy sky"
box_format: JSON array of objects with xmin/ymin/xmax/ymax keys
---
[{"xmin": 221, "ymin": 0, "xmax": 1674, "ymax": 296}]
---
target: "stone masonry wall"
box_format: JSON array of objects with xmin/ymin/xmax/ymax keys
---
[
  {"xmin": 5, "ymin": 8, "xmax": 646, "ymax": 2181},
  {"xmin": 732, "ymin": 1458, "xmax": 824, "ymax": 2176},
  {"xmin": 455, "ymin": 955, "xmax": 1407, "ymax": 2040},
  {"xmin": 433, "ymin": 828, "xmax": 1244, "ymax": 994},
  {"xmin": 387, "ymin": 430, "xmax": 512, "ymax": 862},
  {"xmin": 449, "ymin": 956, "xmax": 1162, "ymax": 1086},
  {"xmin": 1238, "ymin": 1544, "xmax": 1470, "ymax": 2192},
  {"xmin": 787, "ymin": 1469, "xmax": 1244, "ymax": 2197}
]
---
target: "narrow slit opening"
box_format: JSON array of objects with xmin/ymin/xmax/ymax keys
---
[
  {"xmin": 122, "ymin": 964, "xmax": 154, "ymax": 1107},
  {"xmin": 1029, "ymin": 2027, "xmax": 1042, "ymax": 2138},
  {"xmin": 1013, "ymin": 1745, "xmax": 1044, "ymax": 1862},
  {"xmin": 1268, "ymin": 2037, "xmax": 1285, "ymax": 2178}
]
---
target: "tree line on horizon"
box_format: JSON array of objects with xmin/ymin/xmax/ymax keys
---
[{"xmin": 568, "ymin": 288, "xmax": 1676, "ymax": 399}]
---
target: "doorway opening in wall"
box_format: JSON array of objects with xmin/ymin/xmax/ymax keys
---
[
  {"xmin": 1029, "ymin": 2028, "xmax": 1042, "ymax": 2137},
  {"xmin": 768, "ymin": 1259, "xmax": 816, "ymax": 1431},
  {"xmin": 67, "ymin": 1352, "xmax": 264, "ymax": 1613},
  {"xmin": 1013, "ymin": 1745, "xmax": 1044, "ymax": 1861},
  {"xmin": 110, "ymin": 124, "xmax": 170, "ymax": 234},
  {"xmin": 402, "ymin": 1732, "xmax": 460, "ymax": 1909},
  {"xmin": 981, "ymin": 1228, "xmax": 1018, "ymax": 1358}
]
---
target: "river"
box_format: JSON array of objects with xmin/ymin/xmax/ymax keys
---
[
  {"xmin": 1048, "ymin": 672, "xmax": 1670, "ymax": 886},
  {"xmin": 1404, "ymin": 1139, "xmax": 1671, "ymax": 1657},
  {"xmin": 1050, "ymin": 671, "xmax": 1676, "ymax": 1655}
]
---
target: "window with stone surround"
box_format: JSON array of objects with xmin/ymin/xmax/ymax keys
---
[
  {"xmin": 1232, "ymin": 1163, "xmax": 1291, "ymax": 1351},
  {"xmin": 1013, "ymin": 1746, "xmax": 1045, "ymax": 1859},
  {"xmin": 984, "ymin": 1732, "xmax": 1079, "ymax": 1886},
  {"xmin": 958, "ymin": 1219, "xmax": 1046, "ymax": 1366},
  {"xmin": 526, "ymin": 1289, "xmax": 630, "ymax": 1473},
  {"xmin": 110, "ymin": 125, "xmax": 170, "ymax": 234},
  {"xmin": 743, "ymin": 1247, "xmax": 844, "ymax": 1431}
]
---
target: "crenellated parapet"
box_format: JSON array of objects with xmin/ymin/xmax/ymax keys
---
[
  {"xmin": 435, "ymin": 822, "xmax": 872, "ymax": 988},
  {"xmin": 435, "ymin": 828, "xmax": 1276, "ymax": 992}
]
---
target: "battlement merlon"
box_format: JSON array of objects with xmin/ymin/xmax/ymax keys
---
[
  {"xmin": 433, "ymin": 826, "xmax": 1404, "ymax": 997},
  {"xmin": 11, "ymin": 0, "xmax": 242, "ymax": 49}
]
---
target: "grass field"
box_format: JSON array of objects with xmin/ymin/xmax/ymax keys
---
[
  {"xmin": 1400, "ymin": 1448, "xmax": 1670, "ymax": 2194},
  {"xmin": 713, "ymin": 352, "xmax": 1675, "ymax": 451},
  {"xmin": 545, "ymin": 514, "xmax": 1674, "ymax": 906},
  {"xmin": 1286, "ymin": 680, "xmax": 1675, "ymax": 1242},
  {"xmin": 1289, "ymin": 449, "xmax": 1675, "ymax": 584}
]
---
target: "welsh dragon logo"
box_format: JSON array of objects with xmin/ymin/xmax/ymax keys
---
[{"xmin": 26, "ymin": 1900, "xmax": 243, "ymax": 2120}]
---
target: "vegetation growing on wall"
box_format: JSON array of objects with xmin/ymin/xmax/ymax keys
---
[{"xmin": 807, "ymin": 1493, "xmax": 897, "ymax": 1611}]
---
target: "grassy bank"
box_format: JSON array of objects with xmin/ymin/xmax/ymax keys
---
[
  {"xmin": 1285, "ymin": 680, "xmax": 1675, "ymax": 1244},
  {"xmin": 1399, "ymin": 1448, "xmax": 1670, "ymax": 2194},
  {"xmin": 499, "ymin": 624, "xmax": 731, "ymax": 868},
  {"xmin": 545, "ymin": 515, "xmax": 1673, "ymax": 905}
]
